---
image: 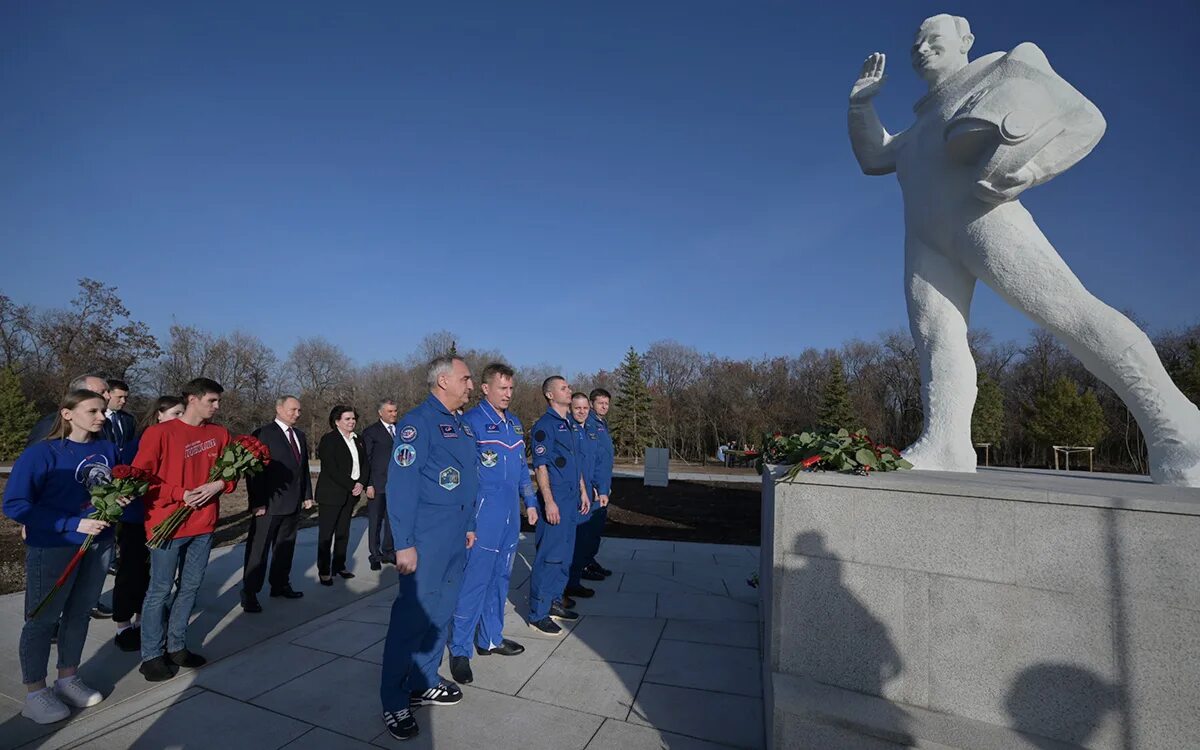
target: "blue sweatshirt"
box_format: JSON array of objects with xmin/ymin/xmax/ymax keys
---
[{"xmin": 3, "ymin": 438, "xmax": 118, "ymax": 547}]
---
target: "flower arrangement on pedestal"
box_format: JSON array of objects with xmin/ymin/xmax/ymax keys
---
[{"xmin": 759, "ymin": 428, "xmax": 912, "ymax": 482}]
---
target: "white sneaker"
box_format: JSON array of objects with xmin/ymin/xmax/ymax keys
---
[
  {"xmin": 22, "ymin": 688, "xmax": 70, "ymax": 724},
  {"xmin": 54, "ymin": 676, "xmax": 103, "ymax": 708}
]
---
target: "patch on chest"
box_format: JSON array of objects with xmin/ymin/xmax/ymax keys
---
[
  {"xmin": 514, "ymin": 425, "xmax": 523, "ymax": 435},
  {"xmin": 439, "ymin": 467, "xmax": 461, "ymax": 490},
  {"xmin": 481, "ymin": 450, "xmax": 498, "ymax": 468},
  {"xmin": 462, "ymin": 424, "xmax": 474, "ymax": 438},
  {"xmin": 439, "ymin": 424, "xmax": 458, "ymax": 439},
  {"xmin": 554, "ymin": 457, "xmax": 567, "ymax": 469},
  {"xmin": 485, "ymin": 424, "xmax": 500, "ymax": 434},
  {"xmin": 393, "ymin": 443, "xmax": 416, "ymax": 467},
  {"xmin": 557, "ymin": 423, "xmax": 568, "ymax": 432}
]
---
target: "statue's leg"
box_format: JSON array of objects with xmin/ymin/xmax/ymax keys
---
[
  {"xmin": 902, "ymin": 234, "xmax": 980, "ymax": 472},
  {"xmin": 958, "ymin": 202, "xmax": 1200, "ymax": 486}
]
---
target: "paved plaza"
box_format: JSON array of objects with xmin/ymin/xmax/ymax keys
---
[{"xmin": 0, "ymin": 518, "xmax": 764, "ymax": 749}]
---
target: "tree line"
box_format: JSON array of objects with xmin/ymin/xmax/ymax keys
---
[{"xmin": 2, "ymin": 279, "xmax": 1198, "ymax": 473}]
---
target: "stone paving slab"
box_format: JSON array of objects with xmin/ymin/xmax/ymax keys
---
[
  {"xmin": 517, "ymin": 655, "xmax": 644, "ymax": 720},
  {"xmin": 291, "ymin": 619, "xmax": 390, "ymax": 657},
  {"xmin": 645, "ymin": 640, "xmax": 762, "ymax": 697},
  {"xmin": 452, "ymin": 637, "xmax": 559, "ymax": 696},
  {"xmin": 251, "ymin": 657, "xmax": 382, "ymax": 742},
  {"xmin": 554, "ymin": 615, "xmax": 666, "ymax": 665},
  {"xmin": 630, "ymin": 683, "xmax": 764, "ymax": 749},
  {"xmin": 568, "ymin": 591, "xmax": 658, "ymax": 618},
  {"xmin": 661, "ymin": 619, "xmax": 759, "ymax": 650},
  {"xmin": 586, "ymin": 718, "xmax": 744, "ymax": 750},
  {"xmin": 656, "ymin": 592, "xmax": 758, "ymax": 622},
  {"xmin": 194, "ymin": 640, "xmax": 338, "ymax": 701},
  {"xmin": 282, "ymin": 727, "xmax": 380, "ymax": 750}
]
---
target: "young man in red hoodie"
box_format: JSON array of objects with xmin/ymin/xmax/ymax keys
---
[{"xmin": 133, "ymin": 377, "xmax": 235, "ymax": 681}]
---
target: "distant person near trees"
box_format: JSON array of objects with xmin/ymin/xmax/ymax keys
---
[
  {"xmin": 582, "ymin": 388, "xmax": 614, "ymax": 579},
  {"xmin": 314, "ymin": 405, "xmax": 367, "ymax": 585},
  {"xmin": 102, "ymin": 379, "xmax": 137, "ymax": 463},
  {"xmin": 362, "ymin": 399, "xmax": 400, "ymax": 571}
]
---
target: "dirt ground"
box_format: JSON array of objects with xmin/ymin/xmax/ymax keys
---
[{"xmin": 0, "ymin": 474, "xmax": 759, "ymax": 595}]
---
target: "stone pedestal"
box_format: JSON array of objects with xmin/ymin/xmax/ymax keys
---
[{"xmin": 760, "ymin": 467, "xmax": 1200, "ymax": 749}]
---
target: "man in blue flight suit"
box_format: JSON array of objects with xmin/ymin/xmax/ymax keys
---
[
  {"xmin": 583, "ymin": 388, "xmax": 615, "ymax": 579},
  {"xmin": 447, "ymin": 362, "xmax": 538, "ymax": 685},
  {"xmin": 380, "ymin": 356, "xmax": 479, "ymax": 742},
  {"xmin": 527, "ymin": 375, "xmax": 591, "ymax": 636},
  {"xmin": 565, "ymin": 393, "xmax": 600, "ymax": 599}
]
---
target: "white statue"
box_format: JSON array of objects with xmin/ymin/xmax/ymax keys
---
[{"xmin": 848, "ymin": 13, "xmax": 1200, "ymax": 486}]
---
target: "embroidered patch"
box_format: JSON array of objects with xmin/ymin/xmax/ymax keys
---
[
  {"xmin": 534, "ymin": 429, "xmax": 546, "ymax": 441},
  {"xmin": 485, "ymin": 424, "xmax": 500, "ymax": 434},
  {"xmin": 439, "ymin": 467, "xmax": 461, "ymax": 490},
  {"xmin": 399, "ymin": 425, "xmax": 417, "ymax": 441},
  {"xmin": 557, "ymin": 423, "xmax": 568, "ymax": 432},
  {"xmin": 535, "ymin": 445, "xmax": 546, "ymax": 455},
  {"xmin": 462, "ymin": 424, "xmax": 474, "ymax": 438},
  {"xmin": 481, "ymin": 450, "xmax": 498, "ymax": 468},
  {"xmin": 554, "ymin": 457, "xmax": 567, "ymax": 468},
  {"xmin": 393, "ymin": 443, "xmax": 416, "ymax": 467},
  {"xmin": 514, "ymin": 425, "xmax": 523, "ymax": 435},
  {"xmin": 439, "ymin": 424, "xmax": 458, "ymax": 438},
  {"xmin": 588, "ymin": 432, "xmax": 598, "ymax": 440}
]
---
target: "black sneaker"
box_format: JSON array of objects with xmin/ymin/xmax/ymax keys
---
[
  {"xmin": 581, "ymin": 569, "xmax": 606, "ymax": 581},
  {"xmin": 564, "ymin": 584, "xmax": 595, "ymax": 598},
  {"xmin": 168, "ymin": 649, "xmax": 207, "ymax": 669},
  {"xmin": 528, "ymin": 617, "xmax": 563, "ymax": 635},
  {"xmin": 410, "ymin": 680, "xmax": 463, "ymax": 707},
  {"xmin": 114, "ymin": 626, "xmax": 141, "ymax": 652},
  {"xmin": 139, "ymin": 656, "xmax": 178, "ymax": 682},
  {"xmin": 449, "ymin": 655, "xmax": 473, "ymax": 684},
  {"xmin": 383, "ymin": 707, "xmax": 419, "ymax": 740},
  {"xmin": 476, "ymin": 639, "xmax": 525, "ymax": 656},
  {"xmin": 90, "ymin": 603, "xmax": 113, "ymax": 620},
  {"xmin": 549, "ymin": 603, "xmax": 579, "ymax": 621}
]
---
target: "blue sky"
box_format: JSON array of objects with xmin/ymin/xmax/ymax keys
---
[{"xmin": 2, "ymin": 1, "xmax": 1197, "ymax": 374}]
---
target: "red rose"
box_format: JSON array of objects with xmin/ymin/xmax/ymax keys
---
[
  {"xmin": 801, "ymin": 454, "xmax": 822, "ymax": 468},
  {"xmin": 112, "ymin": 465, "xmax": 133, "ymax": 479}
]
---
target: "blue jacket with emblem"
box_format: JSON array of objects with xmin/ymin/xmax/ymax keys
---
[
  {"xmin": 586, "ymin": 412, "xmax": 614, "ymax": 496},
  {"xmin": 386, "ymin": 394, "xmax": 481, "ymax": 549},
  {"xmin": 529, "ymin": 407, "xmax": 584, "ymax": 502},
  {"xmin": 462, "ymin": 400, "xmax": 534, "ymax": 549}
]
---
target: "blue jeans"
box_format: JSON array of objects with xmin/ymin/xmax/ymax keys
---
[
  {"xmin": 141, "ymin": 533, "xmax": 212, "ymax": 661},
  {"xmin": 20, "ymin": 541, "xmax": 112, "ymax": 685}
]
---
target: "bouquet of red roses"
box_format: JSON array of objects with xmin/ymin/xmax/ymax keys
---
[
  {"xmin": 27, "ymin": 465, "xmax": 152, "ymax": 620},
  {"xmin": 146, "ymin": 435, "xmax": 269, "ymax": 549}
]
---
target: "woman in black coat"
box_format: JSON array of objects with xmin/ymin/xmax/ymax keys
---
[{"xmin": 315, "ymin": 405, "xmax": 368, "ymax": 585}]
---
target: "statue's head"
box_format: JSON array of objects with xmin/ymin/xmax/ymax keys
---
[{"xmin": 912, "ymin": 14, "xmax": 974, "ymax": 86}]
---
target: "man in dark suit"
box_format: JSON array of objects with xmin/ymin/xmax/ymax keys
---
[
  {"xmin": 240, "ymin": 395, "xmax": 314, "ymax": 613},
  {"xmin": 361, "ymin": 399, "xmax": 399, "ymax": 571},
  {"xmin": 103, "ymin": 378, "xmax": 138, "ymax": 463}
]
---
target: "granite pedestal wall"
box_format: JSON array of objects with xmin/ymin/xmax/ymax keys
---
[{"xmin": 760, "ymin": 467, "xmax": 1200, "ymax": 749}]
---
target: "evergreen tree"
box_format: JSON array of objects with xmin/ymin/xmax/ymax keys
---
[
  {"xmin": 1026, "ymin": 376, "xmax": 1108, "ymax": 447},
  {"xmin": 609, "ymin": 347, "xmax": 653, "ymax": 461},
  {"xmin": 0, "ymin": 367, "xmax": 36, "ymax": 460},
  {"xmin": 816, "ymin": 355, "xmax": 856, "ymax": 432},
  {"xmin": 971, "ymin": 372, "xmax": 1005, "ymax": 445},
  {"xmin": 1167, "ymin": 341, "xmax": 1200, "ymax": 407}
]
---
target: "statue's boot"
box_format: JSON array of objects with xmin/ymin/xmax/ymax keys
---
[{"xmin": 1111, "ymin": 339, "xmax": 1200, "ymax": 487}]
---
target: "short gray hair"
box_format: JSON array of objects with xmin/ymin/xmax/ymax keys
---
[
  {"xmin": 276, "ymin": 394, "xmax": 300, "ymax": 407},
  {"xmin": 69, "ymin": 373, "xmax": 107, "ymax": 391},
  {"xmin": 426, "ymin": 356, "xmax": 460, "ymax": 390},
  {"xmin": 376, "ymin": 398, "xmax": 397, "ymax": 412}
]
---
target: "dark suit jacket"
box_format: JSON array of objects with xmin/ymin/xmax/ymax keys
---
[
  {"xmin": 315, "ymin": 429, "xmax": 367, "ymax": 506},
  {"xmin": 26, "ymin": 413, "xmax": 56, "ymax": 447},
  {"xmin": 104, "ymin": 410, "xmax": 138, "ymax": 463},
  {"xmin": 361, "ymin": 421, "xmax": 396, "ymax": 494},
  {"xmin": 247, "ymin": 422, "xmax": 314, "ymax": 515}
]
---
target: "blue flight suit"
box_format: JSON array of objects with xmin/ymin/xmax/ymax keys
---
[
  {"xmin": 448, "ymin": 400, "xmax": 535, "ymax": 657},
  {"xmin": 566, "ymin": 415, "xmax": 600, "ymax": 589},
  {"xmin": 380, "ymin": 395, "xmax": 479, "ymax": 711},
  {"xmin": 584, "ymin": 412, "xmax": 614, "ymax": 567},
  {"xmin": 527, "ymin": 407, "xmax": 585, "ymax": 622}
]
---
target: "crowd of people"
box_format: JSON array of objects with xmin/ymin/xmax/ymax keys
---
[{"xmin": 2, "ymin": 356, "xmax": 615, "ymax": 742}]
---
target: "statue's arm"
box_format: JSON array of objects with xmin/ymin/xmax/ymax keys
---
[
  {"xmin": 848, "ymin": 101, "xmax": 900, "ymax": 176},
  {"xmin": 1026, "ymin": 97, "xmax": 1106, "ymax": 187}
]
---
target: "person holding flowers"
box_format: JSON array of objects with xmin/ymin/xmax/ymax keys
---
[
  {"xmin": 131, "ymin": 378, "xmax": 236, "ymax": 682},
  {"xmin": 2, "ymin": 389, "xmax": 122, "ymax": 725}
]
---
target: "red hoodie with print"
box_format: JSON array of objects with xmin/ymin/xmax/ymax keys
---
[{"xmin": 133, "ymin": 419, "xmax": 236, "ymax": 540}]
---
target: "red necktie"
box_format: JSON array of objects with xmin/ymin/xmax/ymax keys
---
[{"xmin": 287, "ymin": 428, "xmax": 301, "ymax": 464}]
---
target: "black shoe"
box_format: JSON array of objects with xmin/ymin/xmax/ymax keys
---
[
  {"xmin": 90, "ymin": 603, "xmax": 113, "ymax": 620},
  {"xmin": 528, "ymin": 617, "xmax": 563, "ymax": 635},
  {"xmin": 370, "ymin": 559, "xmax": 382, "ymax": 571},
  {"xmin": 270, "ymin": 586, "xmax": 304, "ymax": 599},
  {"xmin": 382, "ymin": 553, "xmax": 396, "ymax": 564},
  {"xmin": 581, "ymin": 569, "xmax": 606, "ymax": 581},
  {"xmin": 560, "ymin": 595, "xmax": 576, "ymax": 609},
  {"xmin": 241, "ymin": 592, "xmax": 262, "ymax": 613},
  {"xmin": 476, "ymin": 639, "xmax": 525, "ymax": 656},
  {"xmin": 449, "ymin": 655, "xmax": 473, "ymax": 684},
  {"xmin": 383, "ymin": 708, "xmax": 419, "ymax": 740},
  {"xmin": 549, "ymin": 603, "xmax": 579, "ymax": 621},
  {"xmin": 319, "ymin": 576, "xmax": 334, "ymax": 586},
  {"xmin": 410, "ymin": 680, "xmax": 463, "ymax": 707},
  {"xmin": 107, "ymin": 558, "xmax": 120, "ymax": 576},
  {"xmin": 586, "ymin": 562, "xmax": 613, "ymax": 577},
  {"xmin": 564, "ymin": 584, "xmax": 595, "ymax": 598},
  {"xmin": 336, "ymin": 570, "xmax": 356, "ymax": 579},
  {"xmin": 114, "ymin": 626, "xmax": 141, "ymax": 652},
  {"xmin": 168, "ymin": 648, "xmax": 207, "ymax": 669},
  {"xmin": 139, "ymin": 656, "xmax": 178, "ymax": 682}
]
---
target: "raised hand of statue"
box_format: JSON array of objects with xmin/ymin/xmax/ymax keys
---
[
  {"xmin": 850, "ymin": 52, "xmax": 887, "ymax": 103},
  {"xmin": 974, "ymin": 165, "xmax": 1037, "ymax": 205}
]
